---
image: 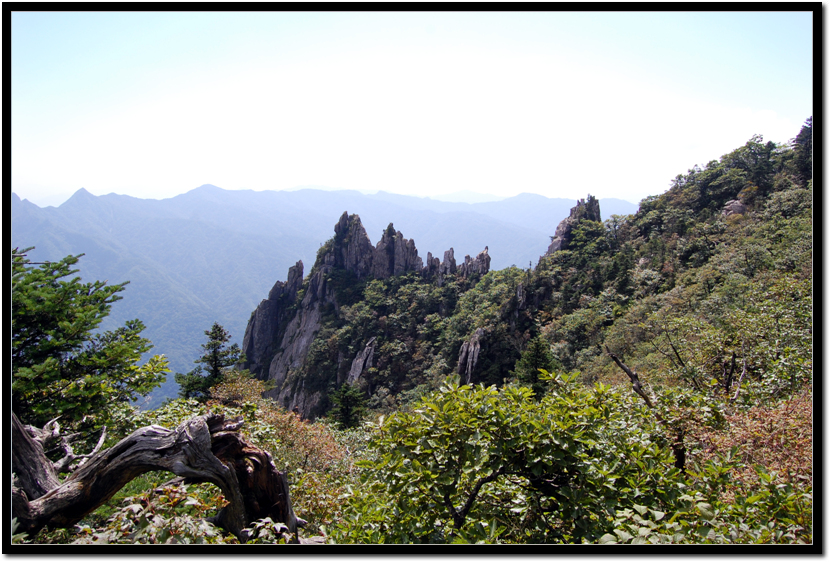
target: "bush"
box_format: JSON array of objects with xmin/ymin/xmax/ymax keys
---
[{"xmin": 331, "ymin": 374, "xmax": 689, "ymax": 543}]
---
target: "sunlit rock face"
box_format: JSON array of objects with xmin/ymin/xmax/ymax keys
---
[
  {"xmin": 545, "ymin": 195, "xmax": 602, "ymax": 254},
  {"xmin": 241, "ymin": 211, "xmax": 492, "ymax": 419}
]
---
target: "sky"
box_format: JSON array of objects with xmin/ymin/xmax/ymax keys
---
[{"xmin": 12, "ymin": 10, "xmax": 814, "ymax": 207}]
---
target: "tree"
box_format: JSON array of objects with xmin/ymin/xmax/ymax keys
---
[
  {"xmin": 329, "ymin": 383, "xmax": 368, "ymax": 429},
  {"xmin": 175, "ymin": 323, "xmax": 244, "ymax": 401},
  {"xmin": 510, "ymin": 335, "xmax": 557, "ymax": 399},
  {"xmin": 792, "ymin": 116, "xmax": 812, "ymax": 185},
  {"xmin": 10, "ymin": 249, "xmax": 301, "ymax": 543},
  {"xmin": 12, "ymin": 248, "xmax": 167, "ymax": 427}
]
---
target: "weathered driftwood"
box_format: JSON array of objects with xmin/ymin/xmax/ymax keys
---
[
  {"xmin": 12, "ymin": 411, "xmax": 302, "ymax": 542},
  {"xmin": 22, "ymin": 417, "xmax": 108, "ymax": 475}
]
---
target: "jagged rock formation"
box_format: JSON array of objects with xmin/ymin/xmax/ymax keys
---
[
  {"xmin": 457, "ymin": 247, "xmax": 490, "ymax": 279},
  {"xmin": 333, "ymin": 212, "xmax": 374, "ymax": 279},
  {"xmin": 242, "ymin": 261, "xmax": 304, "ymax": 379},
  {"xmin": 372, "ymin": 223, "xmax": 424, "ymax": 279},
  {"xmin": 241, "ymin": 212, "xmax": 491, "ymax": 419},
  {"xmin": 457, "ymin": 328, "xmax": 486, "ymax": 385},
  {"xmin": 545, "ymin": 195, "xmax": 602, "ymax": 255}
]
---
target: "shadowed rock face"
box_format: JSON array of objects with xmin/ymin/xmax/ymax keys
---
[
  {"xmin": 545, "ymin": 195, "xmax": 602, "ymax": 255},
  {"xmin": 241, "ymin": 260, "xmax": 304, "ymax": 380},
  {"xmin": 240, "ymin": 211, "xmax": 492, "ymax": 419}
]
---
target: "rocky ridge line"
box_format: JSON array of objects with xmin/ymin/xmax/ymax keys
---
[{"xmin": 241, "ymin": 211, "xmax": 491, "ymax": 418}]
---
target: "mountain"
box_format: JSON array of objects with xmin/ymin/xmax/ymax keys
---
[
  {"xmin": 11, "ymin": 186, "xmax": 637, "ymax": 407},
  {"xmin": 237, "ymin": 125, "xmax": 813, "ymax": 423},
  {"xmin": 241, "ymin": 212, "xmax": 493, "ymax": 418},
  {"xmin": 428, "ymin": 190, "xmax": 507, "ymax": 203}
]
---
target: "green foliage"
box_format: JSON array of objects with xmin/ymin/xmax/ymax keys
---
[
  {"xmin": 603, "ymin": 463, "xmax": 811, "ymax": 544},
  {"xmin": 790, "ymin": 116, "xmax": 812, "ymax": 185},
  {"xmin": 17, "ymin": 121, "xmax": 813, "ymax": 545},
  {"xmin": 11, "ymin": 248, "xmax": 167, "ymax": 427},
  {"xmin": 329, "ymin": 383, "xmax": 368, "ymax": 429},
  {"xmin": 510, "ymin": 335, "xmax": 557, "ymax": 398},
  {"xmin": 71, "ymin": 482, "xmax": 237, "ymax": 544},
  {"xmin": 332, "ymin": 375, "xmax": 690, "ymax": 543},
  {"xmin": 175, "ymin": 322, "xmax": 244, "ymax": 401}
]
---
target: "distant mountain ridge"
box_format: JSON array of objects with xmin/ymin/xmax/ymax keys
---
[{"xmin": 11, "ymin": 186, "xmax": 638, "ymax": 407}]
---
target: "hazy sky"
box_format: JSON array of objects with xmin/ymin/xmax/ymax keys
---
[{"xmin": 12, "ymin": 11, "xmax": 813, "ymax": 207}]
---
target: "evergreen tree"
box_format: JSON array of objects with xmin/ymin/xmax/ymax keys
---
[
  {"xmin": 792, "ymin": 116, "xmax": 812, "ymax": 185},
  {"xmin": 329, "ymin": 383, "xmax": 368, "ymax": 429},
  {"xmin": 175, "ymin": 323, "xmax": 244, "ymax": 401},
  {"xmin": 12, "ymin": 247, "xmax": 167, "ymax": 426},
  {"xmin": 511, "ymin": 335, "xmax": 557, "ymax": 399}
]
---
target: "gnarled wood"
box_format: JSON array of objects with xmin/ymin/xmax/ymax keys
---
[
  {"xmin": 12, "ymin": 411, "xmax": 301, "ymax": 542},
  {"xmin": 12, "ymin": 413, "xmax": 61, "ymax": 500}
]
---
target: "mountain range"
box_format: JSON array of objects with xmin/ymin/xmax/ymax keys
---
[{"xmin": 10, "ymin": 185, "xmax": 637, "ymax": 407}]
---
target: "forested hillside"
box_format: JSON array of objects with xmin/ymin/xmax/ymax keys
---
[
  {"xmin": 12, "ymin": 118, "xmax": 812, "ymax": 546},
  {"xmin": 11, "ymin": 187, "xmax": 635, "ymax": 407}
]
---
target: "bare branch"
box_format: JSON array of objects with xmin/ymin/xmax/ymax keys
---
[
  {"xmin": 722, "ymin": 352, "xmax": 736, "ymax": 395},
  {"xmin": 604, "ymin": 346, "xmax": 655, "ymax": 409},
  {"xmin": 730, "ymin": 344, "xmax": 748, "ymax": 403},
  {"xmin": 604, "ymin": 346, "xmax": 686, "ymax": 472}
]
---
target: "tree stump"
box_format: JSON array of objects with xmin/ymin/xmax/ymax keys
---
[{"xmin": 12, "ymin": 411, "xmax": 303, "ymax": 542}]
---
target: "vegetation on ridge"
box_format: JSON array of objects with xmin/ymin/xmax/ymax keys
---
[{"xmin": 12, "ymin": 117, "xmax": 812, "ymax": 545}]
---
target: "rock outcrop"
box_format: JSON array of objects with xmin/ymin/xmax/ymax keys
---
[
  {"xmin": 242, "ymin": 260, "xmax": 304, "ymax": 379},
  {"xmin": 333, "ymin": 212, "xmax": 374, "ymax": 279},
  {"xmin": 433, "ymin": 246, "xmax": 490, "ymax": 286},
  {"xmin": 241, "ymin": 211, "xmax": 493, "ymax": 419},
  {"xmin": 457, "ymin": 328, "xmax": 486, "ymax": 385},
  {"xmin": 371, "ymin": 223, "xmax": 423, "ymax": 280},
  {"xmin": 722, "ymin": 199, "xmax": 747, "ymax": 217},
  {"xmin": 347, "ymin": 337, "xmax": 376, "ymax": 385},
  {"xmin": 457, "ymin": 247, "xmax": 491, "ymax": 279},
  {"xmin": 545, "ymin": 195, "xmax": 602, "ymax": 255}
]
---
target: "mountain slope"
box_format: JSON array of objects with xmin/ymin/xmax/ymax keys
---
[{"xmin": 11, "ymin": 186, "xmax": 636, "ymax": 407}]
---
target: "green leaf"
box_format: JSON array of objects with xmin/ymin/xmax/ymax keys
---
[{"xmin": 696, "ymin": 502, "xmax": 714, "ymax": 520}]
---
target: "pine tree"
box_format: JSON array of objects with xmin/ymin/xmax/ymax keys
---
[
  {"xmin": 12, "ymin": 247, "xmax": 167, "ymax": 426},
  {"xmin": 329, "ymin": 383, "xmax": 368, "ymax": 429},
  {"xmin": 511, "ymin": 335, "xmax": 557, "ymax": 399},
  {"xmin": 175, "ymin": 323, "xmax": 244, "ymax": 401}
]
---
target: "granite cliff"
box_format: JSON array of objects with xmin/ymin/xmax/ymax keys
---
[{"xmin": 241, "ymin": 212, "xmax": 491, "ymax": 419}]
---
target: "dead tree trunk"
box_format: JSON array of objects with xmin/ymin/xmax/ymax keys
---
[
  {"xmin": 605, "ymin": 346, "xmax": 687, "ymax": 472},
  {"xmin": 12, "ymin": 411, "xmax": 303, "ymax": 542}
]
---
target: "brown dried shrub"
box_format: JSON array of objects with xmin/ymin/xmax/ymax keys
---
[{"xmin": 699, "ymin": 389, "xmax": 812, "ymax": 499}]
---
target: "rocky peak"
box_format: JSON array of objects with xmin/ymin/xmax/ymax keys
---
[
  {"xmin": 269, "ymin": 261, "xmax": 303, "ymax": 301},
  {"xmin": 371, "ymin": 222, "xmax": 423, "ymax": 280},
  {"xmin": 545, "ymin": 195, "xmax": 602, "ymax": 254},
  {"xmin": 242, "ymin": 210, "xmax": 496, "ymax": 419},
  {"xmin": 243, "ymin": 260, "xmax": 305, "ymax": 379},
  {"xmin": 333, "ymin": 212, "xmax": 374, "ymax": 279},
  {"xmin": 457, "ymin": 246, "xmax": 491, "ymax": 279}
]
